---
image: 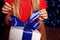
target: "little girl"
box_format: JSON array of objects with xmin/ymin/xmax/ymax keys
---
[
  {"xmin": 2, "ymin": 0, "xmax": 48, "ymax": 40},
  {"xmin": 2, "ymin": 0, "xmax": 48, "ymax": 23}
]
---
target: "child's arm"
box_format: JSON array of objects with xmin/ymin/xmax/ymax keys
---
[
  {"xmin": 38, "ymin": 0, "xmax": 48, "ymax": 40},
  {"xmin": 2, "ymin": 0, "xmax": 12, "ymax": 25}
]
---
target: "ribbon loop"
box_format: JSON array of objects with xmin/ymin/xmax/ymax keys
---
[{"xmin": 10, "ymin": 10, "xmax": 40, "ymax": 30}]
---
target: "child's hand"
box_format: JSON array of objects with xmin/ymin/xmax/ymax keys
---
[
  {"xmin": 2, "ymin": 2, "xmax": 12, "ymax": 25},
  {"xmin": 39, "ymin": 9, "xmax": 48, "ymax": 20},
  {"xmin": 2, "ymin": 2, "xmax": 13, "ymax": 15}
]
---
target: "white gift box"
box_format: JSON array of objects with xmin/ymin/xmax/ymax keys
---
[{"xmin": 9, "ymin": 27, "xmax": 41, "ymax": 40}]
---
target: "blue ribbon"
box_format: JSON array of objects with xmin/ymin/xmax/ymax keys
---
[
  {"xmin": 10, "ymin": 10, "xmax": 40, "ymax": 30},
  {"xmin": 10, "ymin": 10, "xmax": 40, "ymax": 40}
]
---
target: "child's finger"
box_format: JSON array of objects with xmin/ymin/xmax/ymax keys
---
[
  {"xmin": 2, "ymin": 11, "xmax": 9, "ymax": 14},
  {"xmin": 5, "ymin": 2, "xmax": 11, "ymax": 8},
  {"xmin": 2, "ymin": 7, "xmax": 9, "ymax": 12},
  {"xmin": 3, "ymin": 5, "xmax": 11, "ymax": 11}
]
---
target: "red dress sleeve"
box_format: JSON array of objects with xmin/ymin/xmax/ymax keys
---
[
  {"xmin": 40, "ymin": 0, "xmax": 48, "ymax": 10},
  {"xmin": 4, "ymin": 0, "xmax": 12, "ymax": 6}
]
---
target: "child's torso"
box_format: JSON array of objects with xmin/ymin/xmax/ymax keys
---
[{"xmin": 4, "ymin": 0, "xmax": 32, "ymax": 23}]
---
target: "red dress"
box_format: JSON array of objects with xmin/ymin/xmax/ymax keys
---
[{"xmin": 4, "ymin": 0, "xmax": 47, "ymax": 23}]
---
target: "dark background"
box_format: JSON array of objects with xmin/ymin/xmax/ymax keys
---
[
  {"xmin": 0, "ymin": 0, "xmax": 10, "ymax": 40},
  {"xmin": 44, "ymin": 0, "xmax": 60, "ymax": 27},
  {"xmin": 0, "ymin": 0, "xmax": 60, "ymax": 40}
]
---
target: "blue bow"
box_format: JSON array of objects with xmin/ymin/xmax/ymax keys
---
[{"xmin": 10, "ymin": 10, "xmax": 40, "ymax": 30}]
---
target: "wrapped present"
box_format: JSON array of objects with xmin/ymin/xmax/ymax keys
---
[
  {"xmin": 9, "ymin": 27, "xmax": 41, "ymax": 40},
  {"xmin": 9, "ymin": 10, "xmax": 41, "ymax": 40}
]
